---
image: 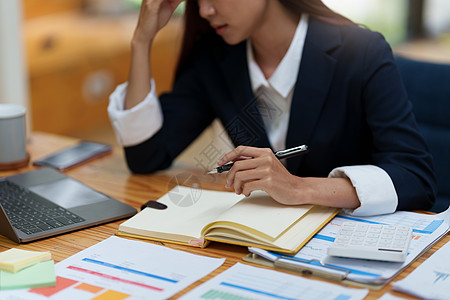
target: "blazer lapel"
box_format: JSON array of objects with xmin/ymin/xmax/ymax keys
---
[
  {"xmin": 218, "ymin": 42, "xmax": 271, "ymax": 148},
  {"xmin": 286, "ymin": 18, "xmax": 342, "ymax": 174}
]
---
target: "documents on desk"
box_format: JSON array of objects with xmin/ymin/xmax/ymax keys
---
[
  {"xmin": 179, "ymin": 262, "xmax": 369, "ymax": 300},
  {"xmin": 245, "ymin": 206, "xmax": 450, "ymax": 288},
  {"xmin": 0, "ymin": 236, "xmax": 225, "ymax": 300},
  {"xmin": 392, "ymin": 239, "xmax": 450, "ymax": 300},
  {"xmin": 117, "ymin": 185, "xmax": 339, "ymax": 254}
]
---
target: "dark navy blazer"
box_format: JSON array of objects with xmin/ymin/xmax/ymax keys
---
[{"xmin": 124, "ymin": 17, "xmax": 437, "ymax": 211}]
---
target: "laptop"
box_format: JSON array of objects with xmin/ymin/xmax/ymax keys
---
[{"xmin": 0, "ymin": 167, "xmax": 137, "ymax": 243}]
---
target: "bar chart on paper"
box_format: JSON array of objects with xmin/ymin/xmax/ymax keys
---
[
  {"xmin": 28, "ymin": 276, "xmax": 131, "ymax": 300},
  {"xmin": 0, "ymin": 236, "xmax": 225, "ymax": 300},
  {"xmin": 26, "ymin": 257, "xmax": 179, "ymax": 299},
  {"xmin": 393, "ymin": 240, "xmax": 450, "ymax": 299},
  {"xmin": 180, "ymin": 263, "xmax": 368, "ymax": 300},
  {"xmin": 433, "ymin": 271, "xmax": 449, "ymax": 284},
  {"xmin": 201, "ymin": 289, "xmax": 259, "ymax": 300}
]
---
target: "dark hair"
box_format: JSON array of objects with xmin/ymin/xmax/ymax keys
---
[
  {"xmin": 176, "ymin": 0, "xmax": 354, "ymax": 76},
  {"xmin": 278, "ymin": 0, "xmax": 354, "ymax": 25}
]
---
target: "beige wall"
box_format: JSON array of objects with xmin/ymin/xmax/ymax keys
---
[{"xmin": 0, "ymin": 0, "xmax": 29, "ymax": 109}]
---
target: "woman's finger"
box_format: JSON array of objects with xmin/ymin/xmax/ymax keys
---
[
  {"xmin": 219, "ymin": 146, "xmax": 272, "ymax": 165},
  {"xmin": 232, "ymin": 168, "xmax": 262, "ymax": 194},
  {"xmin": 225, "ymin": 157, "xmax": 261, "ymax": 188}
]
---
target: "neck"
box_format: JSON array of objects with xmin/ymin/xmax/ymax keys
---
[{"xmin": 250, "ymin": 2, "xmax": 300, "ymax": 79}]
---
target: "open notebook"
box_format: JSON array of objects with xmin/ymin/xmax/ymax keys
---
[{"xmin": 117, "ymin": 186, "xmax": 339, "ymax": 254}]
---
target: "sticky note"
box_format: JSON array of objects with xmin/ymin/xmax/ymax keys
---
[
  {"xmin": 0, "ymin": 248, "xmax": 51, "ymax": 273},
  {"xmin": 0, "ymin": 260, "xmax": 56, "ymax": 290}
]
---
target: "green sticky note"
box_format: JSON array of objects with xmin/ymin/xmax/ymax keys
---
[{"xmin": 0, "ymin": 260, "xmax": 56, "ymax": 290}]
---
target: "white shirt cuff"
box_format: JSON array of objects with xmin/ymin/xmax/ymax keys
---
[
  {"xmin": 329, "ymin": 165, "xmax": 398, "ymax": 216},
  {"xmin": 107, "ymin": 80, "xmax": 163, "ymax": 146}
]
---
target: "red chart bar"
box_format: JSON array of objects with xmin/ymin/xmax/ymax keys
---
[
  {"xmin": 67, "ymin": 266, "xmax": 164, "ymax": 292},
  {"xmin": 29, "ymin": 276, "xmax": 78, "ymax": 297}
]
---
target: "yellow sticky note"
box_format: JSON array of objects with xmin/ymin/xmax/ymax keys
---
[{"xmin": 0, "ymin": 248, "xmax": 51, "ymax": 273}]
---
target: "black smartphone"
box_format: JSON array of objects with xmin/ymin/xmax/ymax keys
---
[{"xmin": 33, "ymin": 141, "xmax": 112, "ymax": 171}]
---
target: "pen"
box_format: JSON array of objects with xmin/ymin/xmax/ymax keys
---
[{"xmin": 208, "ymin": 145, "xmax": 308, "ymax": 174}]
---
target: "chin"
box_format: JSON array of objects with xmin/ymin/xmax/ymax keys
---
[{"xmin": 221, "ymin": 35, "xmax": 246, "ymax": 45}]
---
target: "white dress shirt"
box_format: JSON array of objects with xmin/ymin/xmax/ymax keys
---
[{"xmin": 107, "ymin": 15, "xmax": 398, "ymax": 216}]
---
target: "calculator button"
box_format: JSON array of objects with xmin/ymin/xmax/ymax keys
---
[
  {"xmin": 397, "ymin": 226, "xmax": 410, "ymax": 231},
  {"xmin": 367, "ymin": 233, "xmax": 380, "ymax": 239},
  {"xmin": 353, "ymin": 231, "xmax": 366, "ymax": 237},
  {"xmin": 339, "ymin": 230, "xmax": 353, "ymax": 236},
  {"xmin": 355, "ymin": 224, "xmax": 368, "ymax": 231},
  {"xmin": 365, "ymin": 237, "xmax": 378, "ymax": 243},
  {"xmin": 364, "ymin": 241, "xmax": 377, "ymax": 246},
  {"xmin": 350, "ymin": 241, "xmax": 363, "ymax": 246},
  {"xmin": 396, "ymin": 231, "xmax": 409, "ymax": 236},
  {"xmin": 342, "ymin": 223, "xmax": 356, "ymax": 229}
]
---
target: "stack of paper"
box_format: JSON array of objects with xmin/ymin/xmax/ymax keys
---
[{"xmin": 0, "ymin": 248, "xmax": 55, "ymax": 290}]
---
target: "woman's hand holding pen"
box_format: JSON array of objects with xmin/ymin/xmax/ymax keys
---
[
  {"xmin": 219, "ymin": 146, "xmax": 305, "ymax": 205},
  {"xmin": 219, "ymin": 146, "xmax": 361, "ymax": 209}
]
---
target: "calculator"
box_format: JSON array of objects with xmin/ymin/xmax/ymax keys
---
[{"xmin": 327, "ymin": 222, "xmax": 413, "ymax": 262}]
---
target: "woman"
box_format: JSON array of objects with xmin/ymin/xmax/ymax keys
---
[{"xmin": 108, "ymin": 0, "xmax": 437, "ymax": 215}]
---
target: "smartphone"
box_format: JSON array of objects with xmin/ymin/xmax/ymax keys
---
[{"xmin": 33, "ymin": 141, "xmax": 112, "ymax": 171}]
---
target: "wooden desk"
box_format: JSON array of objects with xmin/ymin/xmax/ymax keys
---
[{"xmin": 1, "ymin": 132, "xmax": 448, "ymax": 299}]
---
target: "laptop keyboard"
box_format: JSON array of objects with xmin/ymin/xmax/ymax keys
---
[{"xmin": 0, "ymin": 180, "xmax": 85, "ymax": 235}]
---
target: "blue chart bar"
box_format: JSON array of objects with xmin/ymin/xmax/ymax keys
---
[
  {"xmin": 82, "ymin": 258, "xmax": 178, "ymax": 283},
  {"xmin": 414, "ymin": 220, "xmax": 444, "ymax": 234},
  {"xmin": 219, "ymin": 282, "xmax": 296, "ymax": 300},
  {"xmin": 433, "ymin": 271, "xmax": 449, "ymax": 284},
  {"xmin": 315, "ymin": 234, "xmax": 335, "ymax": 242}
]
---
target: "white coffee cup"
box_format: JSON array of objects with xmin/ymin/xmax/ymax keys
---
[{"xmin": 0, "ymin": 104, "xmax": 28, "ymax": 168}]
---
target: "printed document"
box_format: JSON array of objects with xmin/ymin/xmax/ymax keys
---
[
  {"xmin": 392, "ymin": 240, "xmax": 450, "ymax": 300},
  {"xmin": 0, "ymin": 236, "xmax": 225, "ymax": 300},
  {"xmin": 180, "ymin": 262, "xmax": 369, "ymax": 300}
]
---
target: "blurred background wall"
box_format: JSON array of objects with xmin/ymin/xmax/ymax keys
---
[
  {"xmin": 1, "ymin": 0, "xmax": 449, "ymax": 148},
  {"xmin": 0, "ymin": 1, "xmax": 29, "ymax": 109},
  {"xmin": 324, "ymin": 0, "xmax": 450, "ymax": 61},
  {"xmin": 7, "ymin": 0, "xmax": 182, "ymax": 145}
]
